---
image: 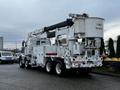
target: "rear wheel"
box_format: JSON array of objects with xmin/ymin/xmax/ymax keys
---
[
  {"xmin": 45, "ymin": 61, "xmax": 53, "ymax": 73},
  {"xmin": 55, "ymin": 61, "xmax": 65, "ymax": 76}
]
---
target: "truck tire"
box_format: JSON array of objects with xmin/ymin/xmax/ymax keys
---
[
  {"xmin": 25, "ymin": 60, "xmax": 31, "ymax": 69},
  {"xmin": 19, "ymin": 60, "xmax": 25, "ymax": 68},
  {"xmin": 45, "ymin": 61, "xmax": 53, "ymax": 73},
  {"xmin": 55, "ymin": 61, "xmax": 65, "ymax": 76}
]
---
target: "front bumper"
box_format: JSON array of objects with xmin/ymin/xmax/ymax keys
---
[{"xmin": 0, "ymin": 60, "xmax": 14, "ymax": 63}]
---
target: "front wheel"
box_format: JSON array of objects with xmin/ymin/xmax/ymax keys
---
[
  {"xmin": 55, "ymin": 61, "xmax": 65, "ymax": 76},
  {"xmin": 19, "ymin": 60, "xmax": 25, "ymax": 68}
]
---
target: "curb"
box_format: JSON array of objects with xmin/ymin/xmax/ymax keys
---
[{"xmin": 92, "ymin": 71, "xmax": 120, "ymax": 77}]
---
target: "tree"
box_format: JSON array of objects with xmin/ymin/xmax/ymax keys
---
[
  {"xmin": 116, "ymin": 35, "xmax": 120, "ymax": 57},
  {"xmin": 108, "ymin": 38, "xmax": 115, "ymax": 58},
  {"xmin": 100, "ymin": 38, "xmax": 105, "ymax": 55}
]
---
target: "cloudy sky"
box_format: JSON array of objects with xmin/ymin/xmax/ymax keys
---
[{"xmin": 0, "ymin": 0, "xmax": 120, "ymax": 49}]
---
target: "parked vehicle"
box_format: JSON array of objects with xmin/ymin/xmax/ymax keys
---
[
  {"xmin": 19, "ymin": 13, "xmax": 104, "ymax": 75},
  {"xmin": 0, "ymin": 51, "xmax": 14, "ymax": 64},
  {"xmin": 13, "ymin": 53, "xmax": 21, "ymax": 63}
]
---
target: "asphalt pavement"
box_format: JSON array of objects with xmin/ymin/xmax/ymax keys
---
[{"xmin": 0, "ymin": 64, "xmax": 120, "ymax": 90}]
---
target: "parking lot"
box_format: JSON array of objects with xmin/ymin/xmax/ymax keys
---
[{"xmin": 0, "ymin": 64, "xmax": 120, "ymax": 90}]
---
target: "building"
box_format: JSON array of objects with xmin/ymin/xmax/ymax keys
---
[{"xmin": 0, "ymin": 36, "xmax": 3, "ymax": 50}]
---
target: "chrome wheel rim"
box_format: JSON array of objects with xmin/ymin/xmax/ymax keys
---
[{"xmin": 56, "ymin": 63, "xmax": 62, "ymax": 75}]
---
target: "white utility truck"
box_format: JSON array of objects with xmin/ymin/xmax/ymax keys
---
[{"xmin": 19, "ymin": 13, "xmax": 104, "ymax": 75}]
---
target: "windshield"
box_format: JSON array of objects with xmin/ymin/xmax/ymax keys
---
[{"xmin": 2, "ymin": 52, "xmax": 12, "ymax": 56}]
